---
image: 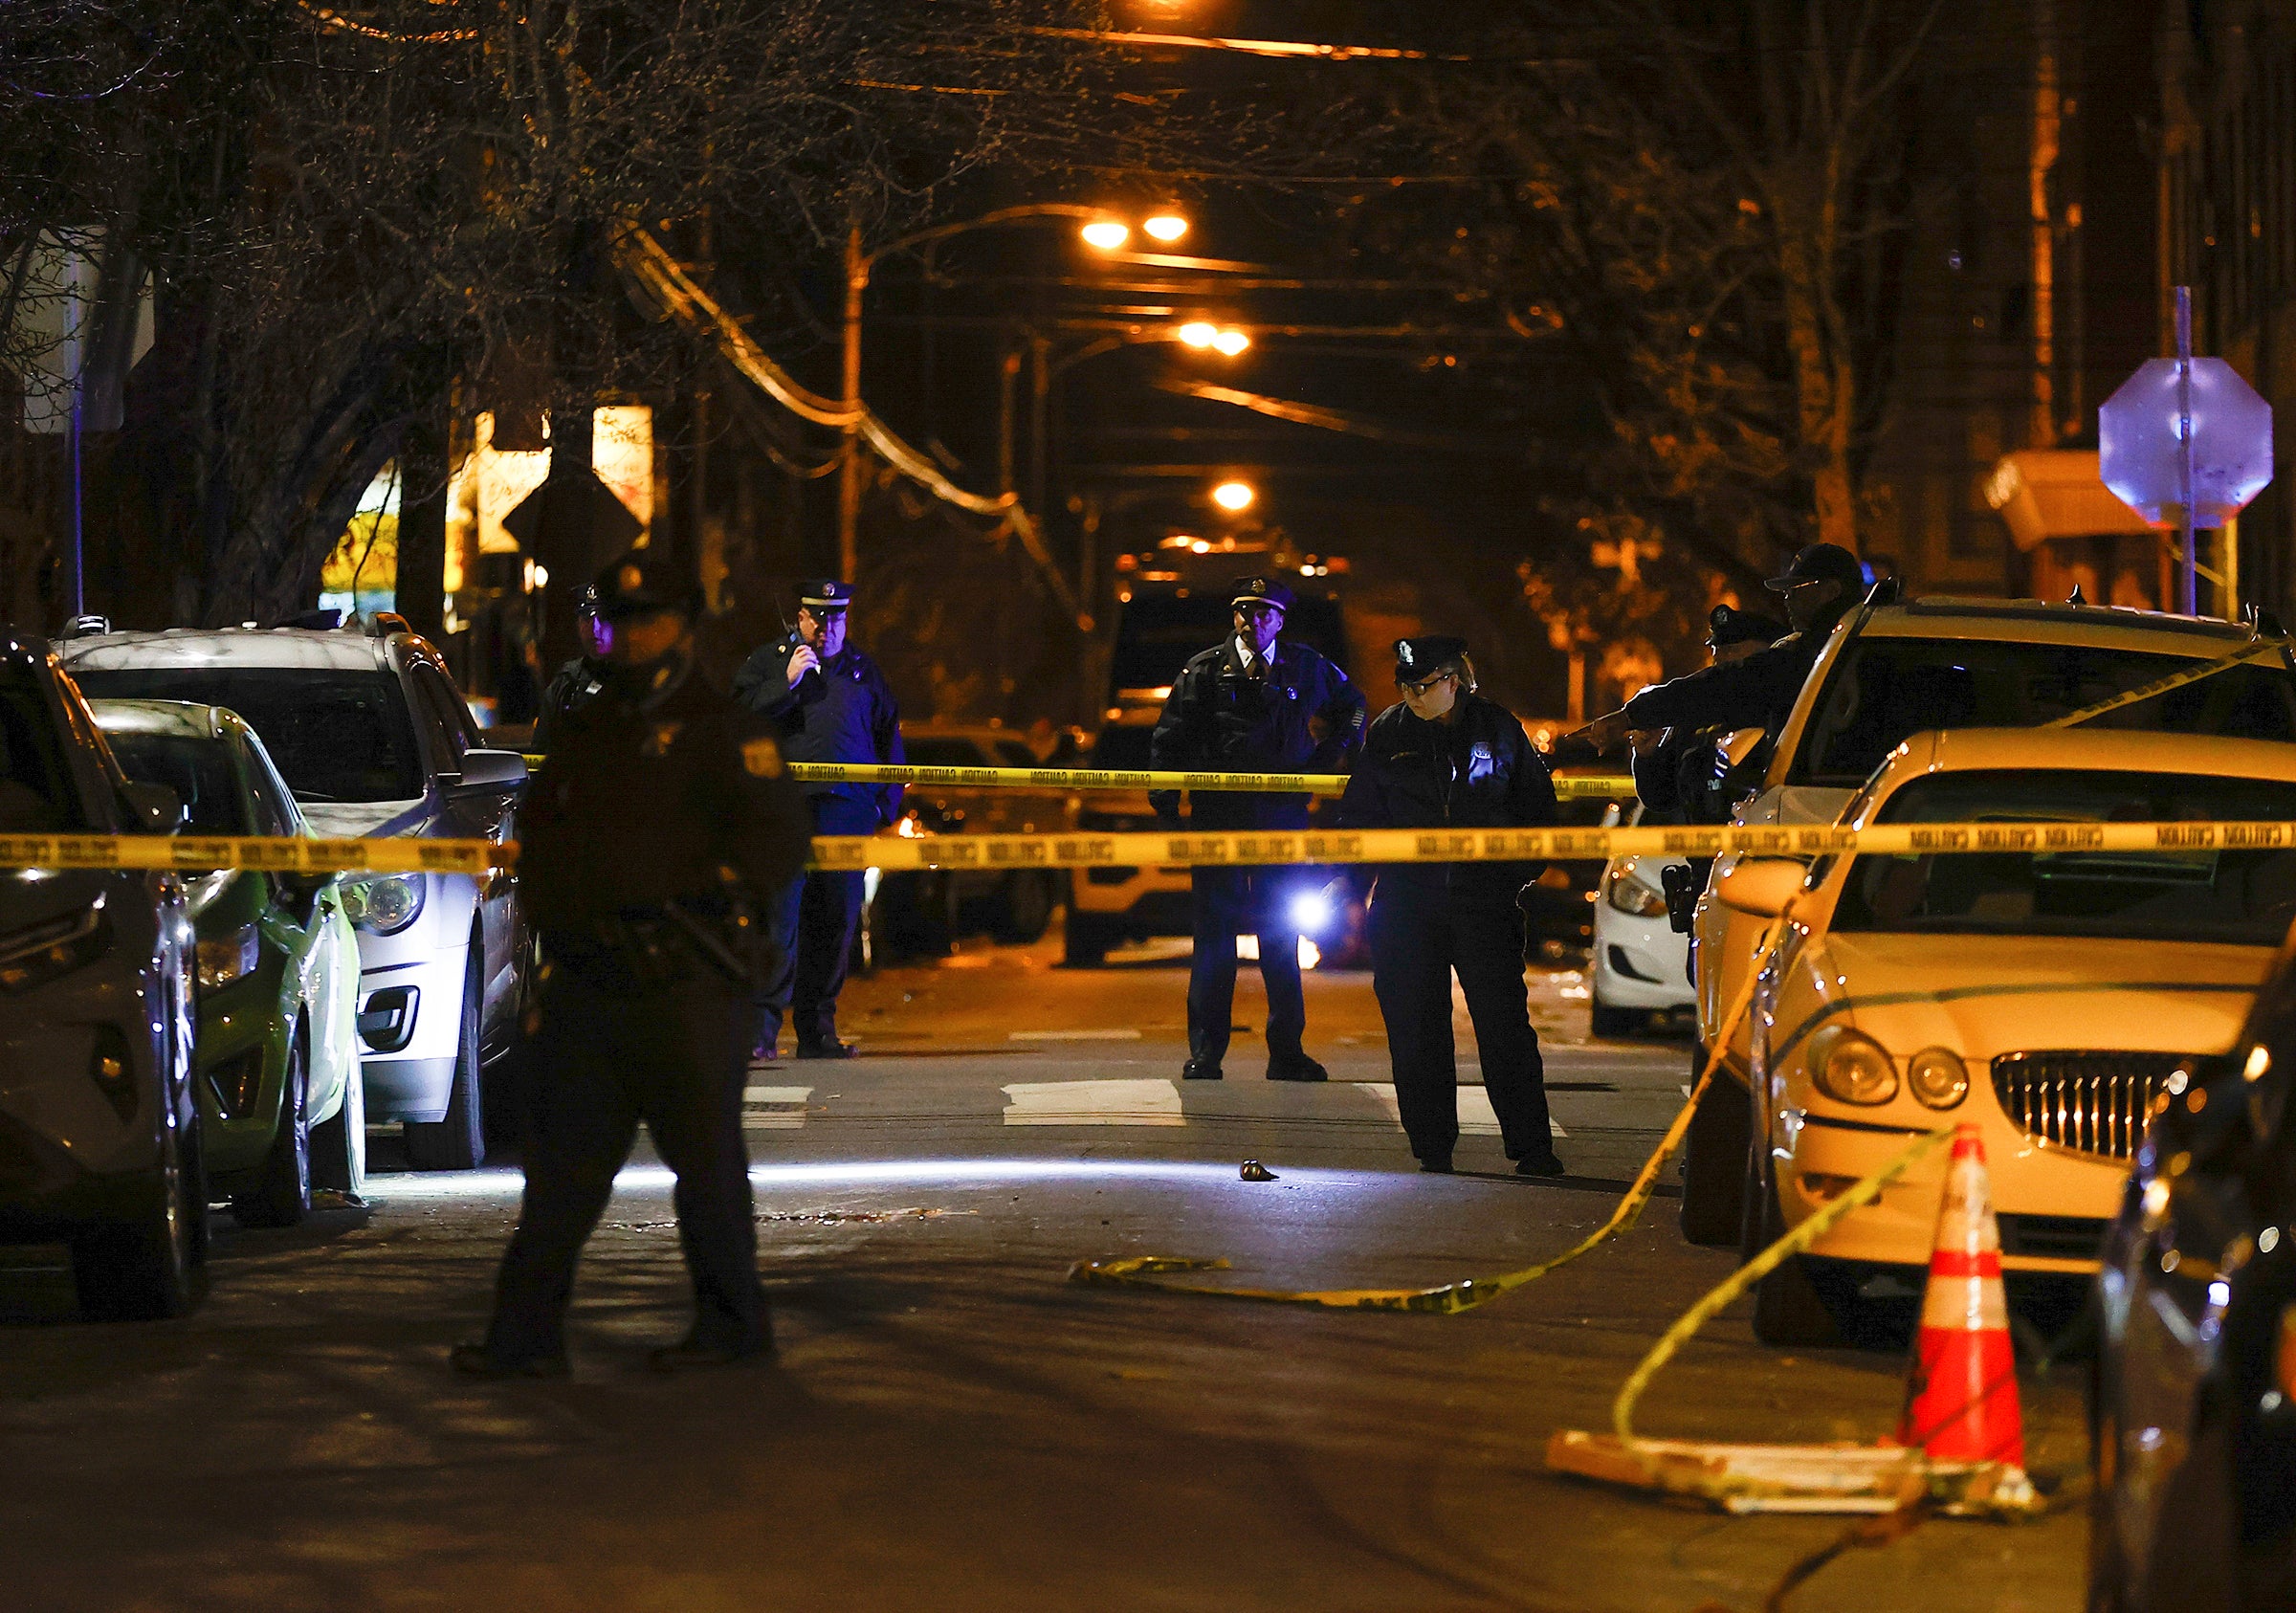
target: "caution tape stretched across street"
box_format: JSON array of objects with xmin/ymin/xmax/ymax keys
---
[
  {"xmin": 0, "ymin": 833, "xmax": 503, "ymax": 876},
  {"xmin": 782, "ymin": 760, "xmax": 1637, "ymax": 800}
]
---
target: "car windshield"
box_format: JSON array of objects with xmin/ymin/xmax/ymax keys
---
[
  {"xmin": 1832, "ymin": 768, "xmax": 2296, "ymax": 945},
  {"xmin": 70, "ymin": 667, "xmax": 424, "ymax": 803},
  {"xmin": 0, "ymin": 668, "xmax": 80, "ymax": 831},
  {"xmin": 1790, "ymin": 636, "xmax": 2296, "ymax": 786},
  {"xmin": 102, "ymin": 730, "xmax": 251, "ymax": 835}
]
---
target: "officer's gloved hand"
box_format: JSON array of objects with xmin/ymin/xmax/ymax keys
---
[{"xmin": 1147, "ymin": 788, "xmax": 1180, "ymax": 828}]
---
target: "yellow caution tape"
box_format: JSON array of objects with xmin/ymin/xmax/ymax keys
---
[
  {"xmin": 2047, "ymin": 638, "xmax": 2289, "ymax": 729},
  {"xmin": 779, "ymin": 761, "xmax": 1636, "ymax": 800},
  {"xmin": 813, "ymin": 816, "xmax": 2296, "ymax": 872},
  {"xmin": 0, "ymin": 834, "xmax": 506, "ymax": 875}
]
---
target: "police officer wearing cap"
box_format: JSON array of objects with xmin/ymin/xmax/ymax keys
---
[
  {"xmin": 733, "ymin": 579, "xmax": 904, "ymax": 1059},
  {"xmin": 1569, "ymin": 541, "xmax": 1868, "ymax": 757},
  {"xmin": 1151, "ymin": 576, "xmax": 1365, "ymax": 1082},
  {"xmin": 531, "ymin": 584, "xmax": 612, "ymax": 755},
  {"xmin": 1340, "ymin": 636, "xmax": 1564, "ymax": 1176},
  {"xmin": 456, "ymin": 547, "xmax": 811, "ymax": 1378},
  {"xmin": 1628, "ymin": 603, "xmax": 1787, "ymax": 827}
]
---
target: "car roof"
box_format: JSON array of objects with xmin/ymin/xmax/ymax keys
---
[
  {"xmin": 1861, "ymin": 597, "xmax": 2262, "ymax": 654},
  {"xmin": 58, "ymin": 626, "xmax": 400, "ymax": 674},
  {"xmin": 1873, "ymin": 727, "xmax": 2296, "ymax": 797},
  {"xmin": 85, "ymin": 697, "xmax": 249, "ymax": 744}
]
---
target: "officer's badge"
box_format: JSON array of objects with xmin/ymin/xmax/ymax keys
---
[
  {"xmin": 1468, "ymin": 740, "xmax": 1496, "ymax": 784},
  {"xmin": 644, "ymin": 720, "xmax": 683, "ymax": 758},
  {"xmin": 741, "ymin": 736, "xmax": 785, "ymax": 778}
]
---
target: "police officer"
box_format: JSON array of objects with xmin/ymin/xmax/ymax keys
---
[
  {"xmin": 1569, "ymin": 542, "xmax": 1867, "ymax": 757},
  {"xmin": 454, "ymin": 548, "xmax": 811, "ymax": 1378},
  {"xmin": 1340, "ymin": 637, "xmax": 1565, "ymax": 1176},
  {"xmin": 1150, "ymin": 577, "xmax": 1365, "ymax": 1082},
  {"xmin": 530, "ymin": 585, "xmax": 611, "ymax": 754},
  {"xmin": 1628, "ymin": 603, "xmax": 1787, "ymax": 827},
  {"xmin": 733, "ymin": 580, "xmax": 903, "ymax": 1060}
]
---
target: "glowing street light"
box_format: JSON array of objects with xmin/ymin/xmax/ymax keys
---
[
  {"xmin": 1177, "ymin": 320, "xmax": 1249, "ymax": 354},
  {"xmin": 1079, "ymin": 218, "xmax": 1132, "ymax": 251},
  {"xmin": 1212, "ymin": 479, "xmax": 1256, "ymax": 512},
  {"xmin": 1141, "ymin": 212, "xmax": 1190, "ymax": 243},
  {"xmin": 1211, "ymin": 328, "xmax": 1250, "ymax": 356}
]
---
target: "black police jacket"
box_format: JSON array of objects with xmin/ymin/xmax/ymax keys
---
[
  {"xmin": 1148, "ymin": 637, "xmax": 1365, "ymax": 830},
  {"xmin": 519, "ymin": 657, "xmax": 812, "ymax": 962},
  {"xmin": 1338, "ymin": 694, "xmax": 1558, "ymax": 901},
  {"xmin": 531, "ymin": 654, "xmax": 606, "ymax": 755},
  {"xmin": 732, "ymin": 638, "xmax": 906, "ymax": 827},
  {"xmin": 1619, "ymin": 600, "xmax": 1853, "ymax": 743},
  {"xmin": 1632, "ymin": 721, "xmax": 1755, "ymax": 827}
]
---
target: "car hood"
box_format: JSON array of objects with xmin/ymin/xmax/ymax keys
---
[
  {"xmin": 1802, "ymin": 931, "xmax": 2273, "ymax": 1061},
  {"xmin": 0, "ymin": 868, "xmax": 128, "ymax": 936},
  {"xmin": 299, "ymin": 797, "xmax": 430, "ymax": 840}
]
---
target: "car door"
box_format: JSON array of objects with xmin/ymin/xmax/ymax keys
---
[{"xmin": 406, "ymin": 658, "xmax": 521, "ymax": 1047}]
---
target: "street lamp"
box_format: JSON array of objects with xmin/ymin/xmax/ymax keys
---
[
  {"xmin": 1176, "ymin": 320, "xmax": 1250, "ymax": 354},
  {"xmin": 1078, "ymin": 218, "xmax": 1133, "ymax": 251},
  {"xmin": 1141, "ymin": 212, "xmax": 1190, "ymax": 243},
  {"xmin": 1212, "ymin": 480, "xmax": 1256, "ymax": 513}
]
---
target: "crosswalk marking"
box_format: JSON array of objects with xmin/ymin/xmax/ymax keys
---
[
  {"xmin": 1001, "ymin": 1079, "xmax": 1186, "ymax": 1127},
  {"xmin": 1355, "ymin": 1083, "xmax": 1567, "ymax": 1138},
  {"xmin": 742, "ymin": 1085, "xmax": 813, "ymax": 1129}
]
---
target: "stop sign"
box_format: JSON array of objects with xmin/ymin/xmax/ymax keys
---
[{"xmin": 2099, "ymin": 358, "xmax": 2274, "ymax": 526}]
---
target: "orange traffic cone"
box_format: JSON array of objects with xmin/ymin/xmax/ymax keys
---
[{"xmin": 1897, "ymin": 1123, "xmax": 2024, "ymax": 1466}]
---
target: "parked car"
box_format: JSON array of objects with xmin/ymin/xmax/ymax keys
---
[
  {"xmin": 880, "ymin": 724, "xmax": 1074, "ymax": 952},
  {"xmin": 89, "ymin": 699, "xmax": 364, "ymax": 1220},
  {"xmin": 0, "ymin": 635, "xmax": 207, "ymax": 1319},
  {"xmin": 2090, "ymin": 931, "xmax": 2296, "ymax": 1613},
  {"xmin": 1681, "ymin": 594, "xmax": 2296, "ymax": 1243},
  {"xmin": 1715, "ymin": 726, "xmax": 2296, "ymax": 1346},
  {"xmin": 1590, "ymin": 812, "xmax": 1693, "ymax": 1036},
  {"xmin": 62, "ymin": 620, "xmax": 526, "ymax": 1169},
  {"xmin": 1520, "ymin": 784, "xmax": 1630, "ymax": 962}
]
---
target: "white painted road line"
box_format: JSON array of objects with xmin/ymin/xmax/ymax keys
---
[
  {"xmin": 1001, "ymin": 1079, "xmax": 1186, "ymax": 1126},
  {"xmin": 1356, "ymin": 1083, "xmax": 1567, "ymax": 1138},
  {"xmin": 1008, "ymin": 1029, "xmax": 1145, "ymax": 1042},
  {"xmin": 742, "ymin": 1085, "xmax": 814, "ymax": 1129}
]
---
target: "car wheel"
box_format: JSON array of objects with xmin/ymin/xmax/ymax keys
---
[
  {"xmin": 406, "ymin": 944, "xmax": 485, "ymax": 1171},
  {"xmin": 1679, "ymin": 1056, "xmax": 1751, "ymax": 1248},
  {"xmin": 1062, "ymin": 911, "xmax": 1111, "ymax": 968},
  {"xmin": 1589, "ymin": 998, "xmax": 1640, "ymax": 1038},
  {"xmin": 310, "ymin": 1057, "xmax": 365, "ymax": 1199},
  {"xmin": 74, "ymin": 1102, "xmax": 209, "ymax": 1322},
  {"xmin": 994, "ymin": 871, "xmax": 1056, "ymax": 944},
  {"xmin": 232, "ymin": 1029, "xmax": 311, "ymax": 1227}
]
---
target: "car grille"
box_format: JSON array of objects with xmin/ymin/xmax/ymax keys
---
[
  {"xmin": 1996, "ymin": 1213, "xmax": 2110, "ymax": 1261},
  {"xmin": 1989, "ymin": 1051, "xmax": 2188, "ymax": 1161}
]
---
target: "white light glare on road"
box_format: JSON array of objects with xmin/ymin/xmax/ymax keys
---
[
  {"xmin": 1212, "ymin": 480, "xmax": 1256, "ymax": 512},
  {"xmin": 1142, "ymin": 213, "xmax": 1190, "ymax": 242},
  {"xmin": 1080, "ymin": 219, "xmax": 1131, "ymax": 251}
]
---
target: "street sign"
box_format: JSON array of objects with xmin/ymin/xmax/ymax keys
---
[{"xmin": 2099, "ymin": 356, "xmax": 2273, "ymax": 526}]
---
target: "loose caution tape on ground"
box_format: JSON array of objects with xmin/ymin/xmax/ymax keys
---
[
  {"xmin": 784, "ymin": 761, "xmax": 1637, "ymax": 800},
  {"xmin": 0, "ymin": 834, "xmax": 502, "ymax": 875}
]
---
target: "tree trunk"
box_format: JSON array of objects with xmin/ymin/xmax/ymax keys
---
[{"xmin": 396, "ymin": 398, "xmax": 450, "ymax": 638}]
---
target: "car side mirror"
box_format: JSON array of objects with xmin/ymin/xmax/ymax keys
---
[
  {"xmin": 446, "ymin": 748, "xmax": 528, "ymax": 796},
  {"xmin": 121, "ymin": 781, "xmax": 184, "ymax": 835},
  {"xmin": 1715, "ymin": 856, "xmax": 1806, "ymax": 917}
]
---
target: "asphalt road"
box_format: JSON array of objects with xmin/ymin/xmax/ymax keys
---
[{"xmin": 0, "ymin": 928, "xmax": 2087, "ymax": 1612}]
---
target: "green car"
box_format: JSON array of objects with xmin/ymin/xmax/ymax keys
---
[{"xmin": 88, "ymin": 699, "xmax": 364, "ymax": 1225}]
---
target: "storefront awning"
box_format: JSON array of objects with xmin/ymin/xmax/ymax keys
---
[{"xmin": 1985, "ymin": 451, "xmax": 2157, "ymax": 551}]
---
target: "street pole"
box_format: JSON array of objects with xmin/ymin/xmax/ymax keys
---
[
  {"xmin": 1027, "ymin": 332, "xmax": 1050, "ymax": 541},
  {"xmin": 2175, "ymin": 285, "xmax": 2197, "ymax": 616},
  {"xmin": 997, "ymin": 345, "xmax": 1021, "ymax": 495},
  {"xmin": 65, "ymin": 389, "xmax": 83, "ymax": 620},
  {"xmin": 838, "ymin": 217, "xmax": 866, "ymax": 586}
]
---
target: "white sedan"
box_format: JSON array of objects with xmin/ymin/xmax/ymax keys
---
[{"xmin": 1718, "ymin": 726, "xmax": 2296, "ymax": 1344}]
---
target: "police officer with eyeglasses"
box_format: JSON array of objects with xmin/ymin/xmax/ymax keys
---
[{"xmin": 1340, "ymin": 636, "xmax": 1564, "ymax": 1176}]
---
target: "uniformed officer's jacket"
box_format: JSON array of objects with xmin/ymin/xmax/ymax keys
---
[
  {"xmin": 1148, "ymin": 637, "xmax": 1365, "ymax": 830},
  {"xmin": 531, "ymin": 654, "xmax": 606, "ymax": 755},
  {"xmin": 1620, "ymin": 599, "xmax": 1854, "ymax": 742},
  {"xmin": 519, "ymin": 660, "xmax": 811, "ymax": 950},
  {"xmin": 1338, "ymin": 694, "xmax": 1558, "ymax": 901},
  {"xmin": 732, "ymin": 638, "xmax": 905, "ymax": 826},
  {"xmin": 1632, "ymin": 720, "xmax": 1758, "ymax": 826}
]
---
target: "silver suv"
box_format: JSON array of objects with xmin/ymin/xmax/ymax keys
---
[{"xmin": 62, "ymin": 622, "xmax": 527, "ymax": 1170}]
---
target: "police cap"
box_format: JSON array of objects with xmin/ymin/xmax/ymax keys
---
[
  {"xmin": 798, "ymin": 579, "xmax": 853, "ymax": 612},
  {"xmin": 1230, "ymin": 576, "xmax": 1294, "ymax": 612},
  {"xmin": 1394, "ymin": 634, "xmax": 1469, "ymax": 679},
  {"xmin": 1764, "ymin": 542, "xmax": 1868, "ymax": 592},
  {"xmin": 1706, "ymin": 603, "xmax": 1785, "ymax": 649},
  {"xmin": 591, "ymin": 548, "xmax": 693, "ymax": 622}
]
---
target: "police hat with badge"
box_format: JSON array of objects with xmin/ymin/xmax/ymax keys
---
[
  {"xmin": 1394, "ymin": 634, "xmax": 1475, "ymax": 692},
  {"xmin": 591, "ymin": 547, "xmax": 696, "ymax": 622},
  {"xmin": 1231, "ymin": 576, "xmax": 1295, "ymax": 614},
  {"xmin": 1705, "ymin": 603, "xmax": 1785, "ymax": 652},
  {"xmin": 798, "ymin": 579, "xmax": 853, "ymax": 614}
]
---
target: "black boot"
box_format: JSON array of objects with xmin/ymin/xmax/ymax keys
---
[
  {"xmin": 1181, "ymin": 1057, "xmax": 1224, "ymax": 1081},
  {"xmin": 1266, "ymin": 1052, "xmax": 1328, "ymax": 1083}
]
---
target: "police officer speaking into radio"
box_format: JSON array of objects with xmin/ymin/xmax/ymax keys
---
[
  {"xmin": 455, "ymin": 548, "xmax": 811, "ymax": 1379},
  {"xmin": 733, "ymin": 580, "xmax": 904, "ymax": 1060},
  {"xmin": 1150, "ymin": 576, "xmax": 1365, "ymax": 1082},
  {"xmin": 1339, "ymin": 636, "xmax": 1565, "ymax": 1176}
]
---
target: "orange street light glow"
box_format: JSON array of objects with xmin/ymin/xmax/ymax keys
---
[
  {"xmin": 1080, "ymin": 219, "xmax": 1131, "ymax": 251},
  {"xmin": 1212, "ymin": 328, "xmax": 1250, "ymax": 356},
  {"xmin": 1177, "ymin": 320, "xmax": 1219, "ymax": 347},
  {"xmin": 1212, "ymin": 481, "xmax": 1255, "ymax": 512},
  {"xmin": 1142, "ymin": 213, "xmax": 1190, "ymax": 242}
]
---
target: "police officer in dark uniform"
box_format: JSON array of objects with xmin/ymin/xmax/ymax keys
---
[
  {"xmin": 454, "ymin": 549, "xmax": 811, "ymax": 1378},
  {"xmin": 1628, "ymin": 603, "xmax": 1788, "ymax": 827},
  {"xmin": 530, "ymin": 585, "xmax": 611, "ymax": 755},
  {"xmin": 1150, "ymin": 577, "xmax": 1365, "ymax": 1082},
  {"xmin": 733, "ymin": 580, "xmax": 904, "ymax": 1060},
  {"xmin": 1340, "ymin": 636, "xmax": 1565, "ymax": 1176}
]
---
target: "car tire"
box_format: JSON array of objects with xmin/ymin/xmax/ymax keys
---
[
  {"xmin": 232, "ymin": 1029, "xmax": 312, "ymax": 1227},
  {"xmin": 1679, "ymin": 1057, "xmax": 1750, "ymax": 1248},
  {"xmin": 406, "ymin": 944, "xmax": 485, "ymax": 1171},
  {"xmin": 994, "ymin": 871, "xmax": 1056, "ymax": 944},
  {"xmin": 74, "ymin": 1104, "xmax": 209, "ymax": 1322},
  {"xmin": 1062, "ymin": 912, "xmax": 1111, "ymax": 968},
  {"xmin": 1744, "ymin": 1160, "xmax": 1848, "ymax": 1347},
  {"xmin": 310, "ymin": 1058, "xmax": 365, "ymax": 1199},
  {"xmin": 1589, "ymin": 998, "xmax": 1640, "ymax": 1038}
]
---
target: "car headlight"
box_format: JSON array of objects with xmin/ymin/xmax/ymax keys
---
[
  {"xmin": 1906, "ymin": 1046, "xmax": 1970, "ymax": 1109},
  {"xmin": 1806, "ymin": 1024, "xmax": 1898, "ymax": 1105},
  {"xmin": 195, "ymin": 922, "xmax": 260, "ymax": 989},
  {"xmin": 1603, "ymin": 867, "xmax": 1668, "ymax": 917},
  {"xmin": 342, "ymin": 873, "xmax": 426, "ymax": 935}
]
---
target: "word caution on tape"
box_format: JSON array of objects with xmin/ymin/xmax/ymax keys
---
[
  {"xmin": 0, "ymin": 833, "xmax": 503, "ymax": 875},
  {"xmin": 783, "ymin": 761, "xmax": 1635, "ymax": 800}
]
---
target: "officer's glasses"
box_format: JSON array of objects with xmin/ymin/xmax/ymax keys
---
[
  {"xmin": 1399, "ymin": 670, "xmax": 1456, "ymax": 697},
  {"xmin": 1234, "ymin": 602, "xmax": 1284, "ymax": 620}
]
